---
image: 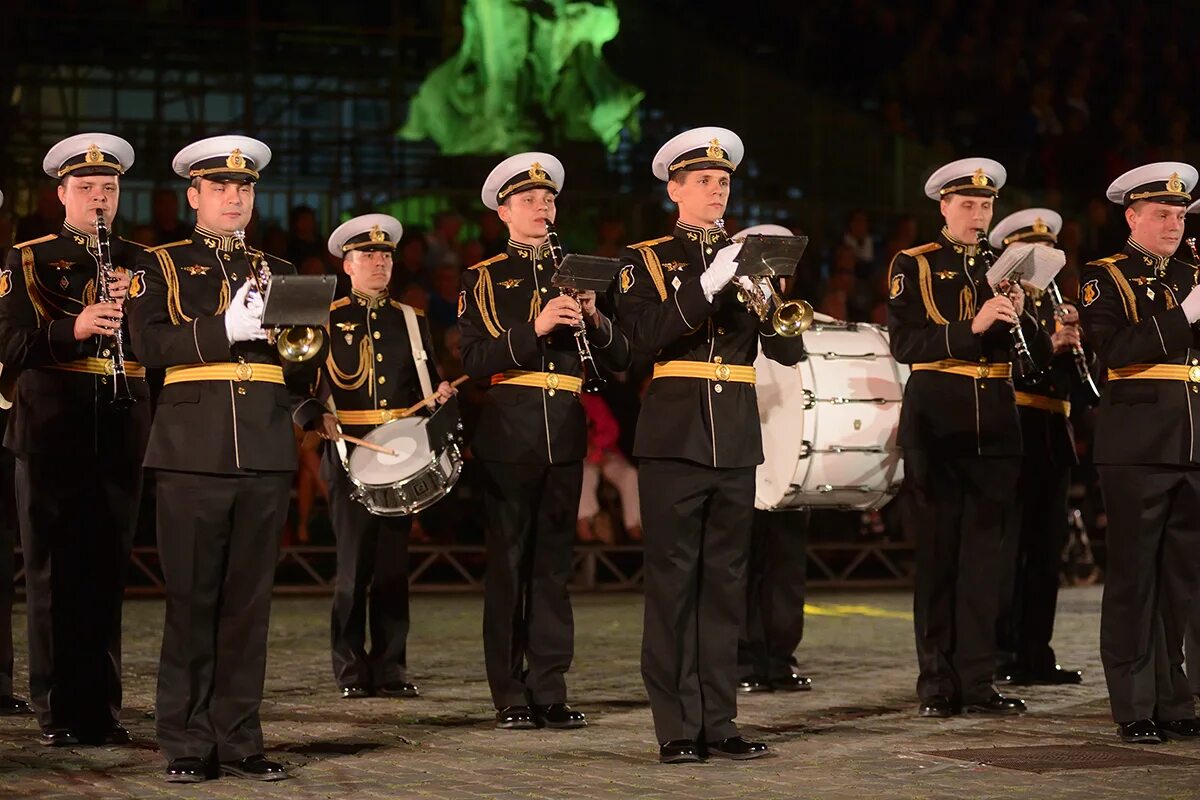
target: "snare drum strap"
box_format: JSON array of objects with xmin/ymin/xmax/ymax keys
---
[{"xmin": 400, "ymin": 302, "xmax": 435, "ymax": 400}]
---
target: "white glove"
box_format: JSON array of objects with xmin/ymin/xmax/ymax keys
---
[
  {"xmin": 1183, "ymin": 284, "xmax": 1200, "ymax": 323},
  {"xmin": 699, "ymin": 242, "xmax": 743, "ymax": 302},
  {"xmin": 224, "ymin": 280, "xmax": 268, "ymax": 344}
]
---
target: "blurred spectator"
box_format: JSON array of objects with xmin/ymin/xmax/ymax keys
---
[
  {"xmin": 400, "ymin": 283, "xmax": 429, "ymax": 311},
  {"xmin": 286, "ymin": 205, "xmax": 324, "ymax": 267},
  {"xmin": 152, "ymin": 189, "xmax": 190, "ymax": 244},
  {"xmin": 577, "ymin": 393, "xmax": 641, "ymax": 544},
  {"xmin": 594, "ymin": 216, "xmax": 627, "ymax": 258},
  {"xmin": 478, "ymin": 211, "xmax": 506, "ymax": 257},
  {"xmin": 425, "ymin": 211, "xmax": 463, "ymax": 270},
  {"xmin": 392, "ymin": 229, "xmax": 431, "ymax": 295},
  {"xmin": 16, "ymin": 186, "xmax": 63, "ymax": 242},
  {"xmin": 427, "ymin": 264, "xmax": 462, "ymax": 333},
  {"xmin": 129, "ymin": 224, "xmax": 157, "ymax": 247},
  {"xmin": 842, "ymin": 209, "xmax": 876, "ymax": 277},
  {"xmin": 882, "ymin": 214, "xmax": 919, "ymax": 267}
]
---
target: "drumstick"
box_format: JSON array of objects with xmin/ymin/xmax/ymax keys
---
[
  {"xmin": 334, "ymin": 433, "xmax": 398, "ymax": 457},
  {"xmin": 402, "ymin": 374, "xmax": 469, "ymax": 416}
]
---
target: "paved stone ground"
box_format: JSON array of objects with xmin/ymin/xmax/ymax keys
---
[{"xmin": 1, "ymin": 586, "xmax": 1198, "ymax": 799}]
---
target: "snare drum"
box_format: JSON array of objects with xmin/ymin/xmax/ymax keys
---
[
  {"xmin": 345, "ymin": 415, "xmax": 463, "ymax": 516},
  {"xmin": 755, "ymin": 313, "xmax": 908, "ymax": 511}
]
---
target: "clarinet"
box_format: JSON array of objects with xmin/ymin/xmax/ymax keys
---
[
  {"xmin": 546, "ymin": 222, "xmax": 605, "ymax": 393},
  {"xmin": 92, "ymin": 210, "xmax": 135, "ymax": 408},
  {"xmin": 1046, "ymin": 280, "xmax": 1101, "ymax": 402},
  {"xmin": 976, "ymin": 231, "xmax": 1036, "ymax": 376}
]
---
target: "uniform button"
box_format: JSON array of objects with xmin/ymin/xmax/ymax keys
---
[
  {"xmin": 371, "ymin": 312, "xmax": 377, "ymax": 320},
  {"xmin": 706, "ymin": 247, "xmax": 713, "ymax": 254},
  {"xmin": 380, "ymin": 399, "xmax": 389, "ymax": 407},
  {"xmin": 378, "ymin": 376, "xmax": 386, "ymax": 384},
  {"xmin": 548, "ymin": 362, "xmax": 555, "ymax": 371},
  {"xmin": 376, "ymin": 353, "xmax": 383, "ymax": 362},
  {"xmin": 979, "ymin": 382, "xmax": 987, "ymax": 389},
  {"xmin": 537, "ymin": 264, "xmax": 544, "ymax": 271},
  {"xmin": 237, "ymin": 386, "xmax": 246, "ymax": 395},
  {"xmin": 102, "ymin": 349, "xmax": 111, "ymax": 357},
  {"xmin": 1192, "ymin": 359, "xmax": 1198, "ymax": 366},
  {"xmin": 714, "ymin": 356, "xmax": 723, "ymax": 364},
  {"xmin": 540, "ymin": 287, "xmax": 548, "ymax": 294},
  {"xmin": 717, "ymin": 327, "xmax": 725, "ymax": 335},
  {"xmin": 373, "ymin": 331, "xmax": 381, "ymax": 339},
  {"xmin": 231, "ymin": 273, "xmax": 238, "ymax": 280},
  {"xmin": 968, "ymin": 257, "xmax": 975, "ymax": 266},
  {"xmin": 714, "ymin": 384, "xmax": 723, "ymax": 393}
]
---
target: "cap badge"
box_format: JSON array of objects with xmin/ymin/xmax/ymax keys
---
[
  {"xmin": 227, "ymin": 148, "xmax": 246, "ymax": 169},
  {"xmin": 706, "ymin": 138, "xmax": 724, "ymax": 159},
  {"xmin": 971, "ymin": 168, "xmax": 988, "ymax": 187},
  {"xmin": 528, "ymin": 162, "xmax": 547, "ymax": 181},
  {"xmin": 369, "ymin": 225, "xmax": 386, "ymax": 243},
  {"xmin": 1032, "ymin": 217, "xmax": 1048, "ymax": 234},
  {"xmin": 85, "ymin": 144, "xmax": 104, "ymax": 164},
  {"xmin": 1168, "ymin": 172, "xmax": 1184, "ymax": 193}
]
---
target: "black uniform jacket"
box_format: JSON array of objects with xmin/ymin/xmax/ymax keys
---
[
  {"xmin": 128, "ymin": 225, "xmax": 324, "ymax": 474},
  {"xmin": 459, "ymin": 238, "xmax": 630, "ymax": 465},
  {"xmin": 886, "ymin": 228, "xmax": 1051, "ymax": 458},
  {"xmin": 615, "ymin": 221, "xmax": 807, "ymax": 469},
  {"xmin": 1079, "ymin": 237, "xmax": 1200, "ymax": 466},
  {"xmin": 0, "ymin": 222, "xmax": 150, "ymax": 459}
]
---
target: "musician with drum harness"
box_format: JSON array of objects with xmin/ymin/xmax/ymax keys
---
[
  {"xmin": 458, "ymin": 152, "xmax": 630, "ymax": 733},
  {"xmin": 303, "ymin": 213, "xmax": 457, "ymax": 702},
  {"xmin": 0, "ymin": 134, "xmax": 149, "ymax": 746},
  {"xmin": 887, "ymin": 157, "xmax": 1051, "ymax": 719}
]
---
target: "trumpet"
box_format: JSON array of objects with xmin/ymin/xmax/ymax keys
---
[
  {"xmin": 723, "ymin": 222, "xmax": 813, "ymax": 336},
  {"xmin": 976, "ymin": 231, "xmax": 1036, "ymax": 375},
  {"xmin": 1046, "ymin": 280, "xmax": 1100, "ymax": 402},
  {"xmin": 92, "ymin": 209, "xmax": 136, "ymax": 407},
  {"xmin": 233, "ymin": 230, "xmax": 325, "ymax": 362},
  {"xmin": 545, "ymin": 222, "xmax": 605, "ymax": 393}
]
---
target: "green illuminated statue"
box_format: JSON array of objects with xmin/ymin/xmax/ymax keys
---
[{"xmin": 400, "ymin": 0, "xmax": 643, "ymax": 154}]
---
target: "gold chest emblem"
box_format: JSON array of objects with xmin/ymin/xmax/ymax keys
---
[
  {"xmin": 661, "ymin": 261, "xmax": 687, "ymax": 272},
  {"xmin": 183, "ymin": 264, "xmax": 211, "ymax": 276},
  {"xmin": 935, "ymin": 270, "xmax": 957, "ymax": 280},
  {"xmin": 498, "ymin": 278, "xmax": 523, "ymax": 289},
  {"xmin": 49, "ymin": 259, "xmax": 74, "ymax": 271}
]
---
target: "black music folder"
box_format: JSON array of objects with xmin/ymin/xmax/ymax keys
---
[
  {"xmin": 735, "ymin": 235, "xmax": 809, "ymax": 278},
  {"xmin": 550, "ymin": 254, "xmax": 622, "ymax": 292},
  {"xmin": 261, "ymin": 274, "xmax": 338, "ymax": 327}
]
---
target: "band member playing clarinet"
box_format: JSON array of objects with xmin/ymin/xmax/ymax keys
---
[
  {"xmin": 988, "ymin": 209, "xmax": 1088, "ymax": 688},
  {"xmin": 615, "ymin": 127, "xmax": 807, "ymax": 764},
  {"xmin": 0, "ymin": 134, "xmax": 149, "ymax": 746},
  {"xmin": 128, "ymin": 135, "xmax": 326, "ymax": 783},
  {"xmin": 887, "ymin": 158, "xmax": 1049, "ymax": 719},
  {"xmin": 1078, "ymin": 162, "xmax": 1200, "ymax": 744},
  {"xmin": 298, "ymin": 213, "xmax": 455, "ymax": 702},
  {"xmin": 458, "ymin": 152, "xmax": 629, "ymax": 731}
]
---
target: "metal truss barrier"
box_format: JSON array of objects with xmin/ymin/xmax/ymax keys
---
[{"xmin": 12, "ymin": 542, "xmax": 916, "ymax": 596}]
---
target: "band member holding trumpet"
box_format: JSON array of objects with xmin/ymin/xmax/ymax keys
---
[
  {"xmin": 299, "ymin": 213, "xmax": 455, "ymax": 702},
  {"xmin": 128, "ymin": 135, "xmax": 326, "ymax": 782},
  {"xmin": 458, "ymin": 152, "xmax": 629, "ymax": 731},
  {"xmin": 888, "ymin": 158, "xmax": 1049, "ymax": 719},
  {"xmin": 987, "ymin": 209, "xmax": 1087, "ymax": 688},
  {"xmin": 0, "ymin": 134, "xmax": 149, "ymax": 745},
  {"xmin": 1078, "ymin": 162, "xmax": 1200, "ymax": 744},
  {"xmin": 616, "ymin": 128, "xmax": 808, "ymax": 763}
]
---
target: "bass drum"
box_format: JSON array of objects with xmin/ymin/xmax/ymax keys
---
[{"xmin": 755, "ymin": 313, "xmax": 908, "ymax": 511}]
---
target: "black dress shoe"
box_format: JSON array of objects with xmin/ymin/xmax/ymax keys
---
[
  {"xmin": 38, "ymin": 729, "xmax": 80, "ymax": 747},
  {"xmin": 965, "ymin": 693, "xmax": 1026, "ymax": 715},
  {"xmin": 706, "ymin": 736, "xmax": 769, "ymax": 760},
  {"xmin": 1158, "ymin": 718, "xmax": 1200, "ymax": 739},
  {"xmin": 0, "ymin": 695, "xmax": 32, "ymax": 715},
  {"xmin": 1119, "ymin": 719, "xmax": 1164, "ymax": 744},
  {"xmin": 918, "ymin": 696, "xmax": 959, "ymax": 718},
  {"xmin": 221, "ymin": 754, "xmax": 289, "ymax": 781},
  {"xmin": 377, "ymin": 681, "xmax": 420, "ymax": 698},
  {"xmin": 737, "ymin": 676, "xmax": 772, "ymax": 693},
  {"xmin": 771, "ymin": 673, "xmax": 813, "ymax": 692},
  {"xmin": 340, "ymin": 685, "xmax": 373, "ymax": 699},
  {"xmin": 495, "ymin": 705, "xmax": 538, "ymax": 730},
  {"xmin": 534, "ymin": 703, "xmax": 587, "ymax": 729},
  {"xmin": 659, "ymin": 739, "xmax": 703, "ymax": 764},
  {"xmin": 83, "ymin": 723, "xmax": 131, "ymax": 745},
  {"xmin": 165, "ymin": 757, "xmax": 211, "ymax": 783}
]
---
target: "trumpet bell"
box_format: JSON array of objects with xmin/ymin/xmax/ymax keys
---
[
  {"xmin": 277, "ymin": 325, "xmax": 325, "ymax": 362},
  {"xmin": 773, "ymin": 299, "xmax": 813, "ymax": 337}
]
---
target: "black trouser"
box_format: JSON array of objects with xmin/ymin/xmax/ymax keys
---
[
  {"xmin": 480, "ymin": 459, "xmax": 582, "ymax": 709},
  {"xmin": 739, "ymin": 509, "xmax": 809, "ymax": 682},
  {"xmin": 0, "ymin": 439, "xmax": 16, "ymax": 698},
  {"xmin": 639, "ymin": 458, "xmax": 755, "ymax": 744},
  {"xmin": 1098, "ymin": 465, "xmax": 1200, "ymax": 724},
  {"xmin": 15, "ymin": 452, "xmax": 140, "ymax": 733},
  {"xmin": 329, "ymin": 469, "xmax": 412, "ymax": 690},
  {"xmin": 907, "ymin": 451, "xmax": 1019, "ymax": 705},
  {"xmin": 997, "ymin": 451, "xmax": 1070, "ymax": 673},
  {"xmin": 154, "ymin": 469, "xmax": 291, "ymax": 763}
]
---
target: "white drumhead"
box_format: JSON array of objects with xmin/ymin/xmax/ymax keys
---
[
  {"xmin": 754, "ymin": 353, "xmax": 808, "ymax": 510},
  {"xmin": 347, "ymin": 417, "xmax": 433, "ymax": 486}
]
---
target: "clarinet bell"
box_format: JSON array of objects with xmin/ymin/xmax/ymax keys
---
[{"xmin": 582, "ymin": 374, "xmax": 606, "ymax": 394}]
